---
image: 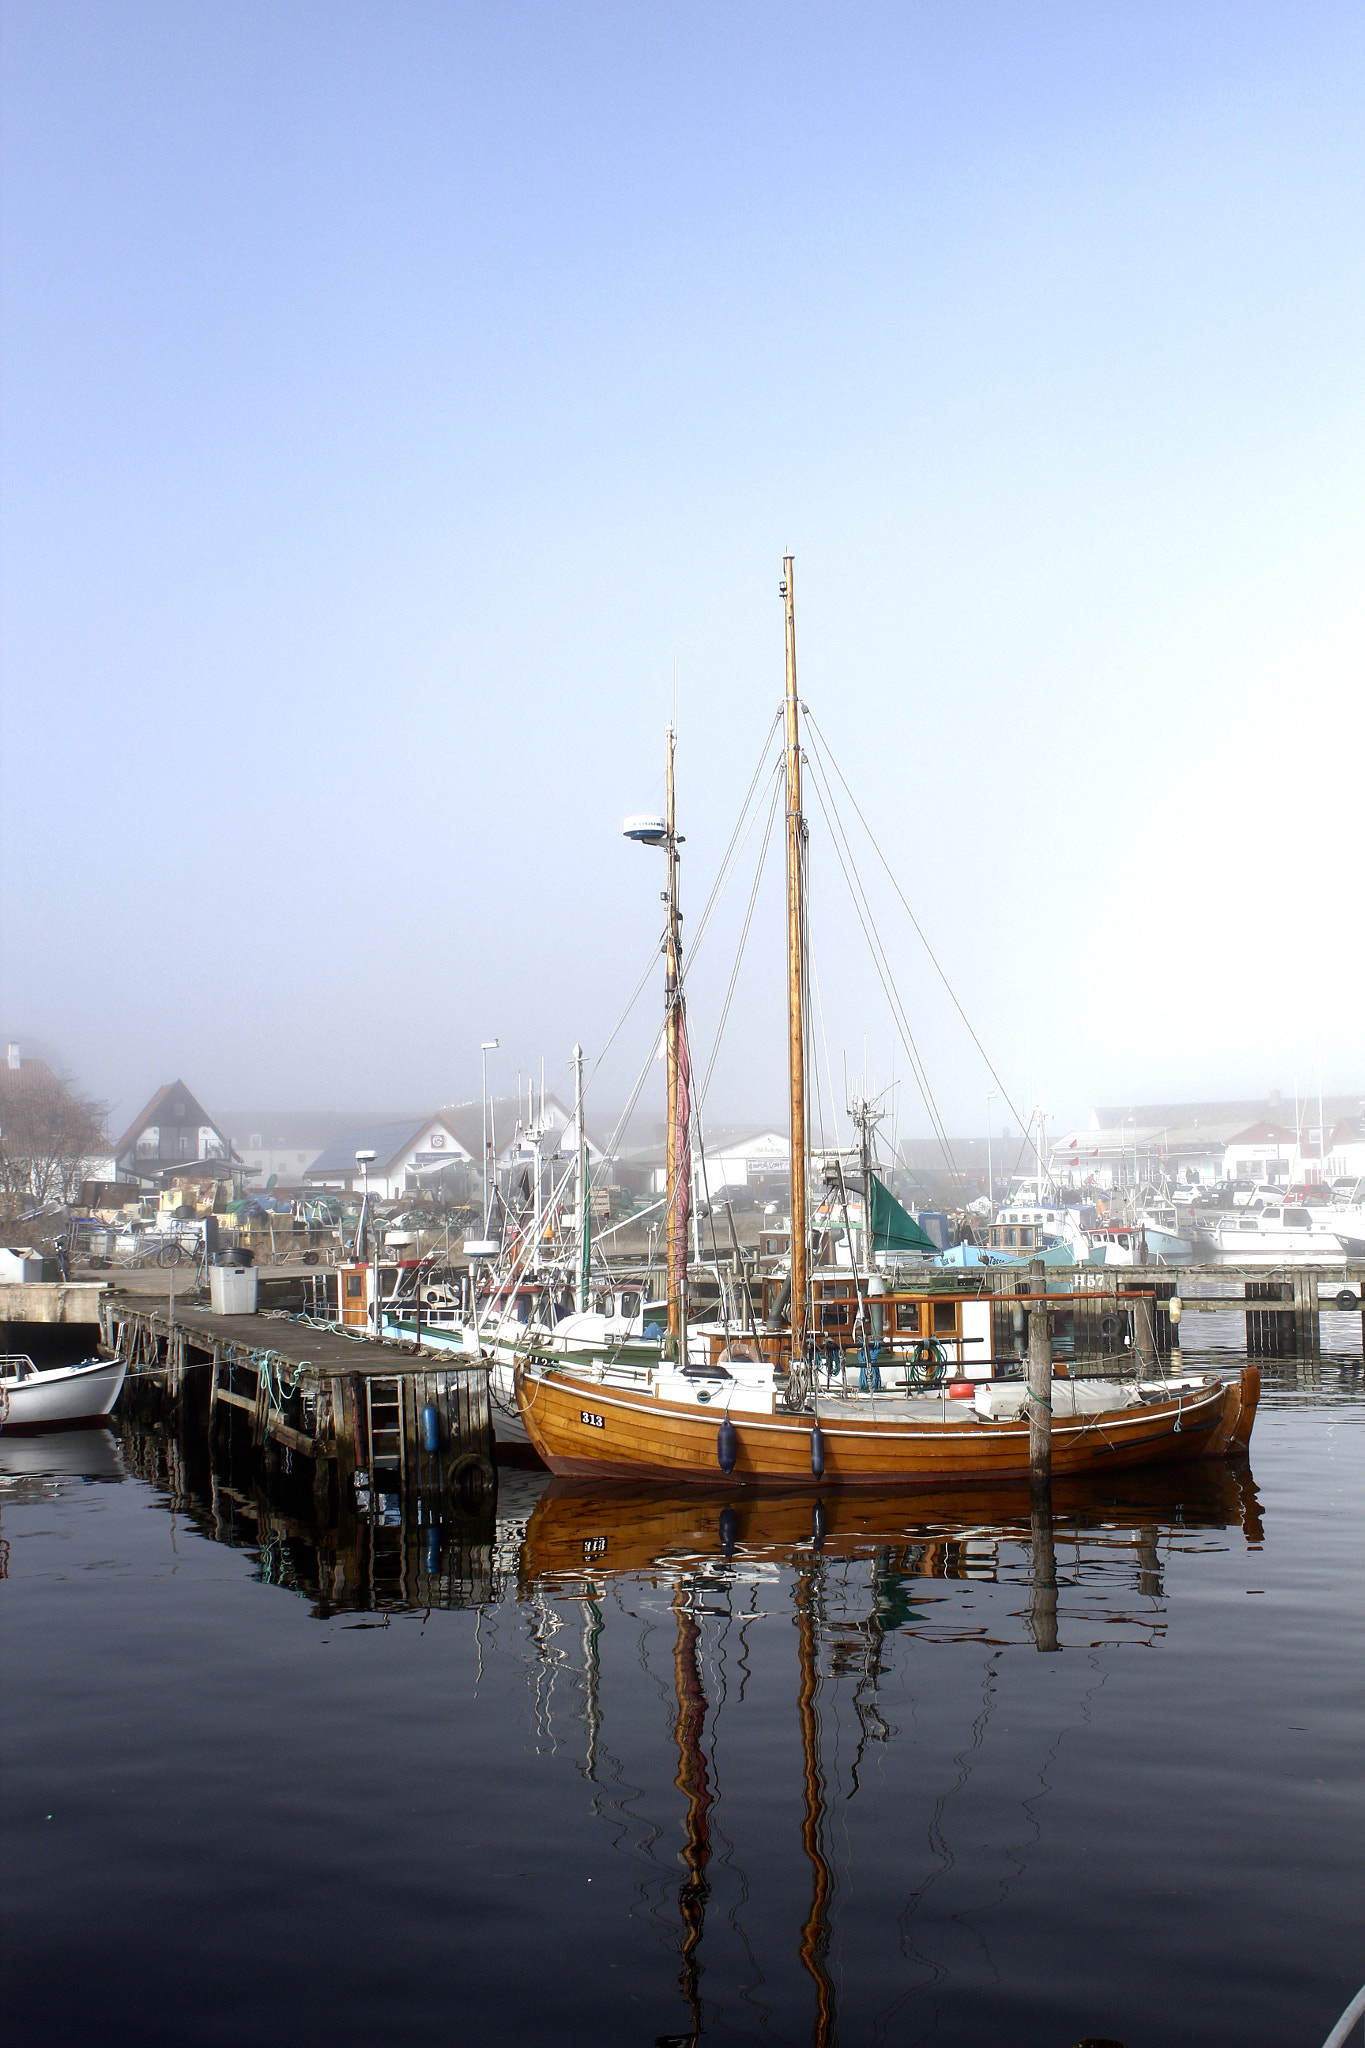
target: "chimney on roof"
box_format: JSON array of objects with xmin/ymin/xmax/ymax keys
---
[{"xmin": 6, "ymin": 1044, "xmax": 18, "ymax": 1071}]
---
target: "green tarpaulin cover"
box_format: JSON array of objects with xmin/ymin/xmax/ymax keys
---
[{"xmin": 869, "ymin": 1173, "xmax": 937, "ymax": 1254}]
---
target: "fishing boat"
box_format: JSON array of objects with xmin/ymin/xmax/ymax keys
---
[
  {"xmin": 0, "ymin": 1354, "xmax": 127, "ymax": 1433},
  {"xmin": 1212, "ymin": 1205, "xmax": 1350, "ymax": 1266},
  {"xmin": 986, "ymin": 1202, "xmax": 1089, "ymax": 1260},
  {"xmin": 515, "ymin": 559, "xmax": 1260, "ymax": 1486},
  {"xmin": 1134, "ymin": 1202, "xmax": 1194, "ymax": 1260}
]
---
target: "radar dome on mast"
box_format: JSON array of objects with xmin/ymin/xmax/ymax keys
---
[{"xmin": 623, "ymin": 813, "xmax": 670, "ymax": 846}]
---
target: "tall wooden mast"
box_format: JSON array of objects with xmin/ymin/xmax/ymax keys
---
[
  {"xmin": 665, "ymin": 724, "xmax": 684, "ymax": 1349},
  {"xmin": 782, "ymin": 557, "xmax": 809, "ymax": 1358}
]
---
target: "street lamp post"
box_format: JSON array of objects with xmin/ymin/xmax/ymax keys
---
[
  {"xmin": 480, "ymin": 1039, "xmax": 499, "ymax": 1234},
  {"xmin": 354, "ymin": 1149, "xmax": 376, "ymax": 1339},
  {"xmin": 986, "ymin": 1090, "xmax": 997, "ymax": 1221}
]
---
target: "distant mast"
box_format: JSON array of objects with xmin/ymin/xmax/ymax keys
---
[{"xmin": 782, "ymin": 557, "xmax": 809, "ymax": 1358}]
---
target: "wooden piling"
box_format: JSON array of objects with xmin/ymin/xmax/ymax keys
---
[
  {"xmin": 1027, "ymin": 1305, "xmax": 1052, "ymax": 1507},
  {"xmin": 1029, "ymin": 1500, "xmax": 1059, "ymax": 1653},
  {"xmin": 1134, "ymin": 1290, "xmax": 1157, "ymax": 1374},
  {"xmin": 1293, "ymin": 1270, "xmax": 1320, "ymax": 1360}
]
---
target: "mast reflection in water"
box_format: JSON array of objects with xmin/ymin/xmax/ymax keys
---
[
  {"xmin": 8, "ymin": 1401, "xmax": 1363, "ymax": 2048},
  {"xmin": 514, "ymin": 1466, "xmax": 1267, "ymax": 2047}
]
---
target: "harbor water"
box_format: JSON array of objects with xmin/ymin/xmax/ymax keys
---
[{"xmin": 3, "ymin": 1326, "xmax": 1362, "ymax": 2047}]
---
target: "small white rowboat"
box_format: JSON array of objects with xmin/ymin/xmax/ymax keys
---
[{"xmin": 0, "ymin": 1354, "xmax": 127, "ymax": 1433}]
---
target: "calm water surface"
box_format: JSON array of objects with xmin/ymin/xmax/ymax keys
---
[{"xmin": 3, "ymin": 1339, "xmax": 1362, "ymax": 2048}]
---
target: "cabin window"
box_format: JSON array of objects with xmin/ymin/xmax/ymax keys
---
[
  {"xmin": 895, "ymin": 1302, "xmax": 920, "ymax": 1334},
  {"xmin": 821, "ymin": 1302, "xmax": 846, "ymax": 1331},
  {"xmin": 346, "ymin": 1274, "xmax": 364, "ymax": 1298},
  {"xmin": 619, "ymin": 1290, "xmax": 641, "ymax": 1319},
  {"xmin": 1285, "ymin": 1210, "xmax": 1309, "ymax": 1226},
  {"xmin": 515, "ymin": 1293, "xmax": 532, "ymax": 1324},
  {"xmin": 933, "ymin": 1301, "xmax": 956, "ymax": 1335}
]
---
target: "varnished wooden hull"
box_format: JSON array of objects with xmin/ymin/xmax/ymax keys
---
[{"xmin": 515, "ymin": 1364, "xmax": 1259, "ymax": 1488}]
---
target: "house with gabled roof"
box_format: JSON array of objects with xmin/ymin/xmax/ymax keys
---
[
  {"xmin": 440, "ymin": 1094, "xmax": 611, "ymax": 1180},
  {"xmin": 302, "ymin": 1115, "xmax": 474, "ymax": 1197},
  {"xmin": 112, "ymin": 1081, "xmax": 235, "ymax": 1184}
]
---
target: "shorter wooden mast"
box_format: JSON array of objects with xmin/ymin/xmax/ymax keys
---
[
  {"xmin": 783, "ymin": 558, "xmax": 809, "ymax": 1360},
  {"xmin": 665, "ymin": 725, "xmax": 685, "ymax": 1352}
]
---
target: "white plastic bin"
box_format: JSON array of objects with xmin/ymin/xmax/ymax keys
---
[{"xmin": 210, "ymin": 1264, "xmax": 259, "ymax": 1315}]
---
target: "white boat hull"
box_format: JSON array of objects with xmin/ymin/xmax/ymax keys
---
[
  {"xmin": 0, "ymin": 1357, "xmax": 128, "ymax": 1433},
  {"xmin": 1213, "ymin": 1227, "xmax": 1347, "ymax": 1266}
]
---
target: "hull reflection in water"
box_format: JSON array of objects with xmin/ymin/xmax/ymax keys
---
[{"xmin": 520, "ymin": 1465, "xmax": 1264, "ymax": 1603}]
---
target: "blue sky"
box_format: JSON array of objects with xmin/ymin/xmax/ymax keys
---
[{"xmin": 2, "ymin": 3, "xmax": 1361, "ymax": 1142}]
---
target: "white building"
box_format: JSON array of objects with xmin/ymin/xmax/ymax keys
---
[
  {"xmin": 303, "ymin": 1116, "xmax": 473, "ymax": 1198},
  {"xmin": 682, "ymin": 1128, "xmax": 791, "ymax": 1201}
]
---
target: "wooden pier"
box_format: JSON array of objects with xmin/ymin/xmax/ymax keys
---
[
  {"xmin": 101, "ymin": 1292, "xmax": 496, "ymax": 1518},
  {"xmin": 969, "ymin": 1260, "xmax": 1365, "ymax": 1369}
]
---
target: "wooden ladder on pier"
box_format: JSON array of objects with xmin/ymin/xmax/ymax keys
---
[{"xmin": 365, "ymin": 1378, "xmax": 405, "ymax": 1484}]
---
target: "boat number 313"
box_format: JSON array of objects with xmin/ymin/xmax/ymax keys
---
[{"xmin": 579, "ymin": 1410, "xmax": 605, "ymax": 1430}]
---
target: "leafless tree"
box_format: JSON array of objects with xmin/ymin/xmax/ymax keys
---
[{"xmin": 0, "ymin": 1063, "xmax": 109, "ymax": 1212}]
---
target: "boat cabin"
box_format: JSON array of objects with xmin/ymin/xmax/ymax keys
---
[
  {"xmin": 755, "ymin": 1275, "xmax": 994, "ymax": 1375},
  {"xmin": 987, "ymin": 1219, "xmax": 1047, "ymax": 1253}
]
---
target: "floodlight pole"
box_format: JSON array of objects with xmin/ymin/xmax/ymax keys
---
[{"xmin": 481, "ymin": 1039, "xmax": 499, "ymax": 1234}]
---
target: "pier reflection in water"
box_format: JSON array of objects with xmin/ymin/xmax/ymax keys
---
[{"xmin": 4, "ymin": 1374, "xmax": 1360, "ymax": 2048}]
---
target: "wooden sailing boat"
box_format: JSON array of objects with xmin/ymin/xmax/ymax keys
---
[{"xmin": 515, "ymin": 560, "xmax": 1260, "ymax": 1484}]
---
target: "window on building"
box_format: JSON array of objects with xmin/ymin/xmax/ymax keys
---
[{"xmin": 174, "ymin": 1102, "xmax": 185, "ymax": 1119}]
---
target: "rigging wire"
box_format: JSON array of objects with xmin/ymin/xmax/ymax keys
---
[
  {"xmin": 803, "ymin": 744, "xmax": 967, "ymax": 1199},
  {"xmin": 574, "ymin": 715, "xmax": 784, "ymax": 1235},
  {"xmin": 809, "ymin": 949, "xmax": 843, "ymax": 1154},
  {"xmin": 804, "ymin": 706, "xmax": 1030, "ymax": 1140},
  {"xmin": 528, "ymin": 713, "xmax": 783, "ymax": 1157},
  {"xmin": 695, "ymin": 763, "xmax": 784, "ymax": 1113},
  {"xmin": 680, "ymin": 708, "xmax": 784, "ymax": 982}
]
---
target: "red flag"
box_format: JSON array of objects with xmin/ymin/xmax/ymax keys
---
[{"xmin": 674, "ymin": 1004, "xmax": 692, "ymax": 1309}]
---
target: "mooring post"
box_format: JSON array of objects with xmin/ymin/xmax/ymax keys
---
[
  {"xmin": 1028, "ymin": 1308, "xmax": 1056, "ymax": 1661},
  {"xmin": 1134, "ymin": 1289, "xmax": 1157, "ymax": 1375},
  {"xmin": 1030, "ymin": 1494, "xmax": 1060, "ymax": 1653},
  {"xmin": 1027, "ymin": 1302, "xmax": 1052, "ymax": 1505},
  {"xmin": 1294, "ymin": 1270, "xmax": 1320, "ymax": 1360}
]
